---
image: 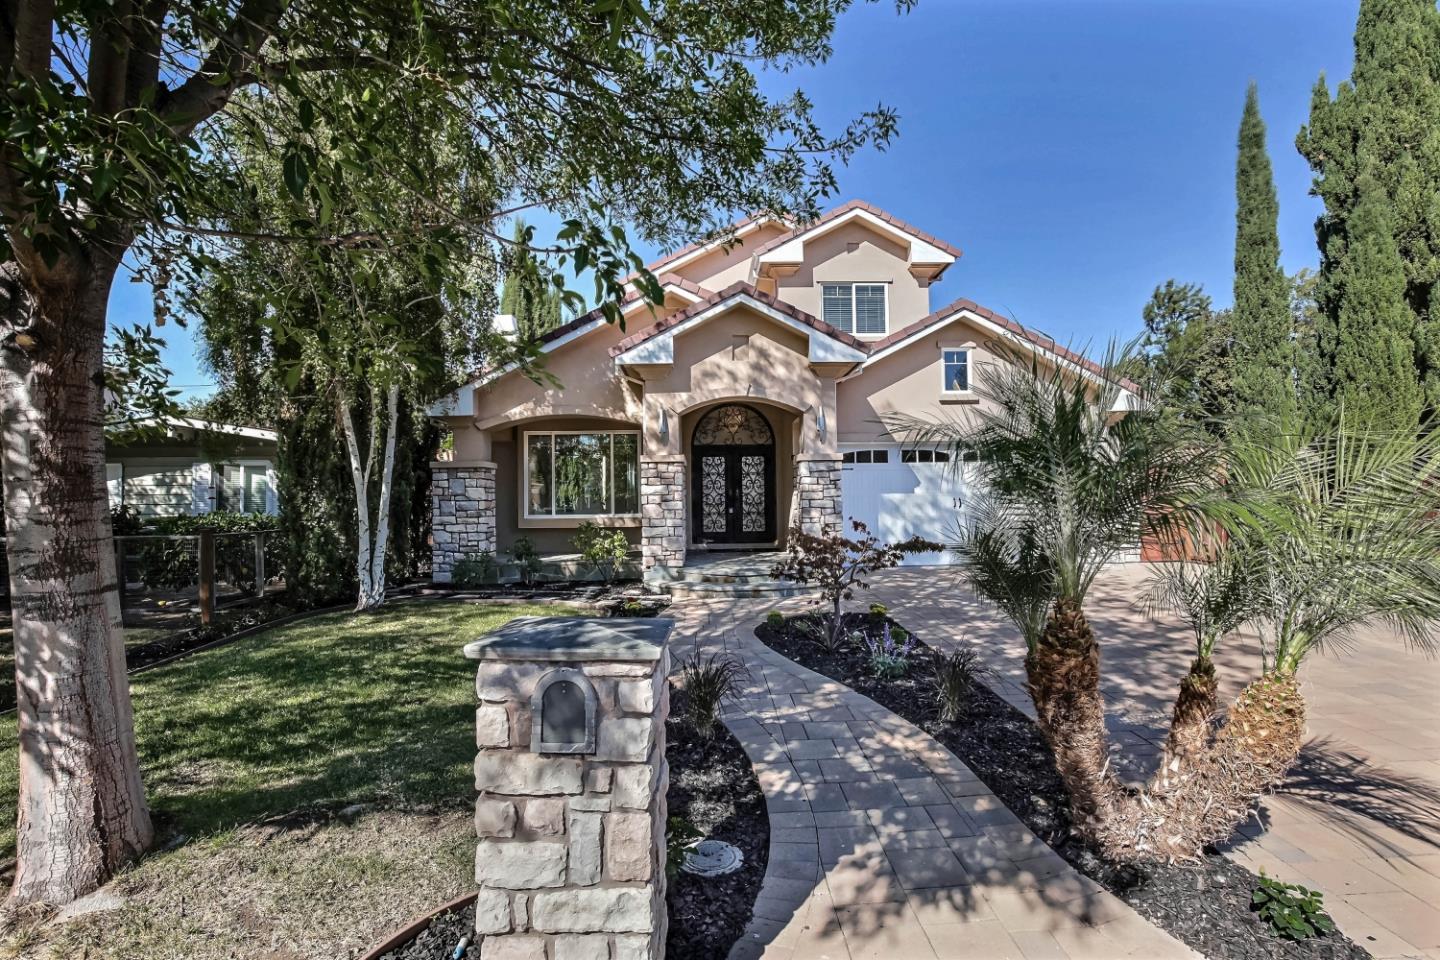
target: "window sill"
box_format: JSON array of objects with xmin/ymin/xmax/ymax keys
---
[
  {"xmin": 520, "ymin": 515, "xmax": 641, "ymax": 529},
  {"xmin": 940, "ymin": 394, "xmax": 979, "ymax": 405}
]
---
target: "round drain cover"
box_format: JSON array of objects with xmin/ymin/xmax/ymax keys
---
[{"xmin": 682, "ymin": 839, "xmax": 744, "ymax": 877}]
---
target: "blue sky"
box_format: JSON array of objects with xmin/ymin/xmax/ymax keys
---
[{"xmin": 125, "ymin": 0, "xmax": 1358, "ymax": 400}]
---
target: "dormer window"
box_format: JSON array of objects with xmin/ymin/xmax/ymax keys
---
[{"xmin": 821, "ymin": 283, "xmax": 887, "ymax": 335}]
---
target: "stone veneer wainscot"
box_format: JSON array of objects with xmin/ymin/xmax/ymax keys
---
[
  {"xmin": 464, "ymin": 616, "xmax": 672, "ymax": 960},
  {"xmin": 431, "ymin": 460, "xmax": 497, "ymax": 583},
  {"xmin": 793, "ymin": 458, "xmax": 843, "ymax": 536},
  {"xmin": 639, "ymin": 459, "xmax": 685, "ymax": 580}
]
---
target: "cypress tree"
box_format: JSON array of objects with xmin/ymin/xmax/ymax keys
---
[
  {"xmin": 1297, "ymin": 0, "xmax": 1440, "ymax": 418},
  {"xmin": 1231, "ymin": 84, "xmax": 1295, "ymax": 424},
  {"xmin": 500, "ymin": 219, "xmax": 564, "ymax": 341},
  {"xmin": 1330, "ymin": 173, "xmax": 1423, "ymax": 427}
]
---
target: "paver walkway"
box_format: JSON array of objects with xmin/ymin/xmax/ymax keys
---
[
  {"xmin": 858, "ymin": 564, "xmax": 1440, "ymax": 960},
  {"xmin": 667, "ymin": 596, "xmax": 1197, "ymax": 960}
]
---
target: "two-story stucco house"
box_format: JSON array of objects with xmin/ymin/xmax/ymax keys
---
[{"xmin": 429, "ymin": 200, "xmax": 1123, "ymax": 582}]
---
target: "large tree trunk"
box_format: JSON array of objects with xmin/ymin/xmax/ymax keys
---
[
  {"xmin": 1024, "ymin": 598, "xmax": 1117, "ymax": 840},
  {"xmin": 0, "ymin": 258, "xmax": 153, "ymax": 905}
]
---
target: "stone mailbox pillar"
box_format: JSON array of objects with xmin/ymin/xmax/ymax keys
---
[{"xmin": 464, "ymin": 616, "xmax": 672, "ymax": 960}]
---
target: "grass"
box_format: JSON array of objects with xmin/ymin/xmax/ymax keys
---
[{"xmin": 0, "ymin": 599, "xmax": 574, "ymax": 959}]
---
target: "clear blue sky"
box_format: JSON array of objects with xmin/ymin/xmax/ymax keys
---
[{"xmin": 124, "ymin": 0, "xmax": 1358, "ymax": 400}]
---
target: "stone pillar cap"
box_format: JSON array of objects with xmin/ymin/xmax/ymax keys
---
[{"xmin": 463, "ymin": 616, "xmax": 672, "ymax": 662}]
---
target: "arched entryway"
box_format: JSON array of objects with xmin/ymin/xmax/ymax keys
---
[{"xmin": 690, "ymin": 403, "xmax": 777, "ymax": 545}]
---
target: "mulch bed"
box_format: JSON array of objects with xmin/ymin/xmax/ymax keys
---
[
  {"xmin": 757, "ymin": 611, "xmax": 1371, "ymax": 960},
  {"xmin": 665, "ymin": 687, "xmax": 770, "ymax": 960},
  {"xmin": 376, "ymin": 900, "xmax": 477, "ymax": 960}
]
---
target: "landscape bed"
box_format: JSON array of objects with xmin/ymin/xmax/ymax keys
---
[{"xmin": 756, "ymin": 611, "xmax": 1370, "ymax": 960}]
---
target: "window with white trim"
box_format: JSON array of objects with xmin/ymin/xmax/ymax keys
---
[
  {"xmin": 841, "ymin": 449, "xmax": 890, "ymax": 464},
  {"xmin": 942, "ymin": 348, "xmax": 970, "ymax": 392},
  {"xmin": 821, "ymin": 283, "xmax": 887, "ymax": 335},
  {"xmin": 525, "ymin": 431, "xmax": 640, "ymax": 517},
  {"xmin": 216, "ymin": 463, "xmax": 272, "ymax": 513},
  {"xmin": 901, "ymin": 448, "xmax": 951, "ymax": 464}
]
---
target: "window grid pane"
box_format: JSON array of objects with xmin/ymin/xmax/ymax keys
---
[
  {"xmin": 854, "ymin": 285, "xmax": 887, "ymax": 335},
  {"xmin": 822, "ymin": 284, "xmax": 853, "ymax": 332}
]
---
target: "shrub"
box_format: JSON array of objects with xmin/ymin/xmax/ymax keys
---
[
  {"xmin": 772, "ymin": 519, "xmax": 940, "ymax": 648},
  {"xmin": 452, "ymin": 550, "xmax": 498, "ymax": 587},
  {"xmin": 868, "ymin": 602, "xmax": 887, "ymax": 617},
  {"xmin": 508, "ymin": 536, "xmax": 543, "ymax": 586},
  {"xmin": 572, "ymin": 521, "xmax": 630, "ymax": 584},
  {"xmin": 678, "ymin": 652, "xmax": 748, "ymax": 741},
  {"xmin": 863, "ymin": 623, "xmax": 913, "ymax": 679},
  {"xmin": 932, "ymin": 647, "xmax": 988, "ymax": 722},
  {"xmin": 765, "ymin": 611, "xmax": 785, "ymax": 629},
  {"xmin": 1252, "ymin": 871, "xmax": 1335, "ymax": 941}
]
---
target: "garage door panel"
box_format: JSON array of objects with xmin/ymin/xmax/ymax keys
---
[{"xmin": 840, "ymin": 447, "xmax": 969, "ymax": 566}]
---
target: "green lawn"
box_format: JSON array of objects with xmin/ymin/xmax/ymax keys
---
[{"xmin": 0, "ymin": 600, "xmax": 575, "ymax": 959}]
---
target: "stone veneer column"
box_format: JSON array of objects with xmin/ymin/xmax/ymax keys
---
[
  {"xmin": 465, "ymin": 617, "xmax": 672, "ymax": 960},
  {"xmin": 430, "ymin": 460, "xmax": 497, "ymax": 583},
  {"xmin": 794, "ymin": 457, "xmax": 843, "ymax": 536},
  {"xmin": 639, "ymin": 459, "xmax": 685, "ymax": 580}
]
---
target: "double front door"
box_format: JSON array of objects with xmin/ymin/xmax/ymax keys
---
[{"xmin": 692, "ymin": 446, "xmax": 775, "ymax": 544}]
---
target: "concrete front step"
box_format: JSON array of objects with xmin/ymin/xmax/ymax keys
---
[{"xmin": 663, "ymin": 579, "xmax": 818, "ymax": 600}]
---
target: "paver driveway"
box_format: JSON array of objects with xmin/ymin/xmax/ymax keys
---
[{"xmin": 857, "ymin": 564, "xmax": 1440, "ymax": 960}]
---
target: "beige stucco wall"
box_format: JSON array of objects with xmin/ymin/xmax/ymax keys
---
[
  {"xmin": 837, "ymin": 313, "xmax": 999, "ymax": 444},
  {"xmin": 669, "ymin": 222, "xmax": 788, "ymax": 290},
  {"xmin": 773, "ymin": 222, "xmax": 934, "ymax": 339},
  {"xmin": 635, "ymin": 303, "xmax": 839, "ymax": 462}
]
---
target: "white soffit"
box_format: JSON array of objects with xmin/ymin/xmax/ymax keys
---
[{"xmin": 756, "ymin": 208, "xmax": 956, "ymax": 268}]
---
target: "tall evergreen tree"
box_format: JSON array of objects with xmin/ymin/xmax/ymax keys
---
[
  {"xmin": 1231, "ymin": 84, "xmax": 1295, "ymax": 424},
  {"xmin": 1297, "ymin": 0, "xmax": 1440, "ymax": 416},
  {"xmin": 1330, "ymin": 173, "xmax": 1424, "ymax": 426},
  {"xmin": 500, "ymin": 220, "xmax": 564, "ymax": 341}
]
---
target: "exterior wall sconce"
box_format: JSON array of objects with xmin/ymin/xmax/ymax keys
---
[
  {"xmin": 658, "ymin": 407, "xmax": 669, "ymax": 444},
  {"xmin": 817, "ymin": 408, "xmax": 827, "ymax": 441}
]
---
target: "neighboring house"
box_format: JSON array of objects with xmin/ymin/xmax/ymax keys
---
[
  {"xmin": 428, "ymin": 199, "xmax": 1130, "ymax": 581},
  {"xmin": 106, "ymin": 417, "xmax": 279, "ymax": 518}
]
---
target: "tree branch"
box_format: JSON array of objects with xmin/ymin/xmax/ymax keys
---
[
  {"xmin": 11, "ymin": 0, "xmax": 53, "ymax": 78},
  {"xmin": 87, "ymin": 0, "xmax": 132, "ymax": 115},
  {"xmin": 159, "ymin": 0, "xmax": 287, "ymax": 137}
]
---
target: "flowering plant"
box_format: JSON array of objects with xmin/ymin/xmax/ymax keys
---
[{"xmin": 863, "ymin": 623, "xmax": 914, "ymax": 679}]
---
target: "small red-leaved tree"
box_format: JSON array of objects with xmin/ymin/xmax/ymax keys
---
[{"xmin": 773, "ymin": 520, "xmax": 941, "ymax": 645}]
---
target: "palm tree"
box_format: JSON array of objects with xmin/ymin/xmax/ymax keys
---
[
  {"xmin": 894, "ymin": 341, "xmax": 1215, "ymax": 838},
  {"xmin": 1142, "ymin": 546, "xmax": 1263, "ymax": 770}
]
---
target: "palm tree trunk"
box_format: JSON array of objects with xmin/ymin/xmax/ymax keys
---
[
  {"xmin": 0, "ymin": 258, "xmax": 153, "ymax": 904},
  {"xmin": 1103, "ymin": 672, "xmax": 1305, "ymax": 862},
  {"xmin": 1024, "ymin": 598, "xmax": 1116, "ymax": 839},
  {"xmin": 1162, "ymin": 655, "xmax": 1218, "ymax": 774}
]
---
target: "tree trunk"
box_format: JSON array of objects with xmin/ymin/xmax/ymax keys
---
[
  {"xmin": 1024, "ymin": 597, "xmax": 1116, "ymax": 840},
  {"xmin": 339, "ymin": 384, "xmax": 399, "ymax": 611},
  {"xmin": 367, "ymin": 383, "xmax": 400, "ymax": 606},
  {"xmin": 1103, "ymin": 672, "xmax": 1305, "ymax": 862},
  {"xmin": 0, "ymin": 258, "xmax": 153, "ymax": 905},
  {"xmin": 1160, "ymin": 655, "xmax": 1218, "ymax": 779}
]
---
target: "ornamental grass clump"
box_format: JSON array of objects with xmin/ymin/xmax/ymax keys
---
[
  {"xmin": 932, "ymin": 647, "xmax": 988, "ymax": 722},
  {"xmin": 678, "ymin": 652, "xmax": 749, "ymax": 742},
  {"xmin": 863, "ymin": 623, "xmax": 914, "ymax": 679}
]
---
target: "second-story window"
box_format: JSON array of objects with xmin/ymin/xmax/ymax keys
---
[
  {"xmin": 821, "ymin": 283, "xmax": 887, "ymax": 335},
  {"xmin": 942, "ymin": 348, "xmax": 970, "ymax": 392}
]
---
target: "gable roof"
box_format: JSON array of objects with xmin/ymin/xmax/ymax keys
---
[
  {"xmin": 608, "ymin": 281, "xmax": 867, "ymax": 357},
  {"xmin": 749, "ymin": 199, "xmax": 963, "ymax": 267}
]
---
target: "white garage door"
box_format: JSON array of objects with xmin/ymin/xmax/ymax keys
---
[{"xmin": 839, "ymin": 445, "xmax": 973, "ymax": 566}]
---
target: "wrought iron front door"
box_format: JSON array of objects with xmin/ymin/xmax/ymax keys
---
[{"xmin": 692, "ymin": 445, "xmax": 775, "ymax": 544}]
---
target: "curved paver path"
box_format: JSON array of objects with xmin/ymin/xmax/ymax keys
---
[
  {"xmin": 857, "ymin": 564, "xmax": 1440, "ymax": 959},
  {"xmin": 666, "ymin": 596, "xmax": 1196, "ymax": 960}
]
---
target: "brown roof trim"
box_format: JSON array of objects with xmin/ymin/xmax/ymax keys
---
[
  {"xmin": 609, "ymin": 281, "xmax": 868, "ymax": 358},
  {"xmin": 747, "ymin": 199, "xmax": 965, "ymax": 262},
  {"xmin": 869, "ymin": 297, "xmax": 1137, "ymax": 390}
]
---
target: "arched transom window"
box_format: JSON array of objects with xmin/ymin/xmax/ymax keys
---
[{"xmin": 693, "ymin": 404, "xmax": 774, "ymax": 446}]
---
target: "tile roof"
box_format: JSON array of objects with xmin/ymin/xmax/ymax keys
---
[
  {"xmin": 747, "ymin": 198, "xmax": 965, "ymax": 262},
  {"xmin": 608, "ymin": 281, "xmax": 868, "ymax": 357}
]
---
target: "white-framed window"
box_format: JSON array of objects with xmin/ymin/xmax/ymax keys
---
[
  {"xmin": 942, "ymin": 348, "xmax": 970, "ymax": 393},
  {"xmin": 525, "ymin": 430, "xmax": 640, "ymax": 518},
  {"xmin": 216, "ymin": 462, "xmax": 273, "ymax": 513},
  {"xmin": 821, "ymin": 283, "xmax": 888, "ymax": 335},
  {"xmin": 841, "ymin": 448, "xmax": 891, "ymax": 464},
  {"xmin": 901, "ymin": 448, "xmax": 951, "ymax": 464}
]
